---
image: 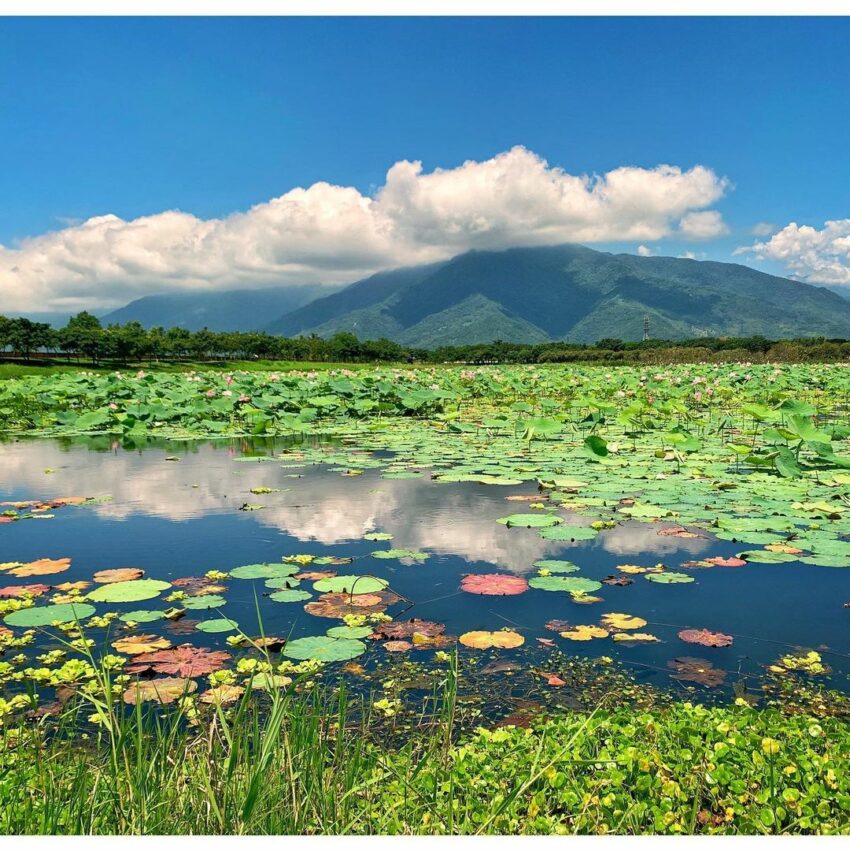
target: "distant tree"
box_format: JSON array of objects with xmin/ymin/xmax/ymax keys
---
[
  {"xmin": 59, "ymin": 311, "xmax": 104, "ymax": 362},
  {"xmin": 6, "ymin": 318, "xmax": 54, "ymax": 360}
]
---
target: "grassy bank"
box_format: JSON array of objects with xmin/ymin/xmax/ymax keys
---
[
  {"xmin": 2, "ymin": 674, "xmax": 849, "ymax": 835},
  {"xmin": 0, "ymin": 359, "xmax": 392, "ymax": 380}
]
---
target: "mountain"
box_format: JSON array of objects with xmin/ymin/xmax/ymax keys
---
[
  {"xmin": 264, "ymin": 244, "xmax": 850, "ymax": 345},
  {"xmin": 101, "ymin": 285, "xmax": 339, "ymax": 332}
]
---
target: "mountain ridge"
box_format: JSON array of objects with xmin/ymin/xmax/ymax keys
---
[{"xmin": 263, "ymin": 244, "xmax": 850, "ymax": 344}]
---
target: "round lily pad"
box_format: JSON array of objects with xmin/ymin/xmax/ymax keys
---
[
  {"xmin": 269, "ymin": 589, "xmax": 312, "ymax": 603},
  {"xmin": 229, "ymin": 563, "xmax": 299, "ymax": 580},
  {"xmin": 182, "ymin": 594, "xmax": 227, "ymax": 610},
  {"xmin": 264, "ymin": 576, "xmax": 301, "ymax": 589},
  {"xmin": 371, "ymin": 549, "xmax": 429, "ymax": 561},
  {"xmin": 645, "ymin": 572, "xmax": 695, "ymax": 584},
  {"xmin": 312, "ymin": 575, "xmax": 388, "ymax": 594},
  {"xmin": 539, "ymin": 525, "xmax": 597, "ymax": 541},
  {"xmin": 86, "ymin": 579, "xmax": 171, "ymax": 604},
  {"xmin": 119, "ymin": 609, "xmax": 165, "ymax": 624},
  {"xmin": 327, "ymin": 625, "xmax": 373, "ymax": 639},
  {"xmin": 534, "ymin": 560, "xmax": 580, "ymax": 573},
  {"xmin": 4, "ymin": 602, "xmax": 96, "ymax": 628},
  {"xmin": 196, "ymin": 618, "xmax": 239, "ymax": 633},
  {"xmin": 528, "ymin": 576, "xmax": 602, "ymax": 594},
  {"xmin": 282, "ymin": 635, "xmax": 366, "ymax": 662}
]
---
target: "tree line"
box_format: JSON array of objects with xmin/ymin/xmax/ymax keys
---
[{"xmin": 3, "ymin": 311, "xmax": 850, "ymax": 365}]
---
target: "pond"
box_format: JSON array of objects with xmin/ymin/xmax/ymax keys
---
[{"xmin": 2, "ymin": 435, "xmax": 848, "ymax": 708}]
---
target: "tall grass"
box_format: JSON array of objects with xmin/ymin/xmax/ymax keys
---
[
  {"xmin": 2, "ymin": 648, "xmax": 849, "ymax": 834},
  {"xmin": 1, "ymin": 670, "xmax": 453, "ymax": 834}
]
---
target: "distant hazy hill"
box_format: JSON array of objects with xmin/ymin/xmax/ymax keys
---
[
  {"xmin": 265, "ymin": 244, "xmax": 850, "ymax": 345},
  {"xmin": 101, "ymin": 285, "xmax": 338, "ymax": 332}
]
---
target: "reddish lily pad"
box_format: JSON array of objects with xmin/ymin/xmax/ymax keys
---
[
  {"xmin": 460, "ymin": 573, "xmax": 529, "ymax": 596},
  {"xmin": 668, "ymin": 657, "xmax": 726, "ymax": 687},
  {"xmin": 304, "ymin": 590, "xmax": 401, "ymax": 619},
  {"xmin": 678, "ymin": 628, "xmax": 734, "ymax": 648},
  {"xmin": 128, "ymin": 645, "xmax": 231, "ymax": 677},
  {"xmin": 9, "ymin": 557, "xmax": 71, "ymax": 578},
  {"xmin": 0, "ymin": 584, "xmax": 50, "ymax": 598},
  {"xmin": 93, "ymin": 568, "xmax": 144, "ymax": 583},
  {"xmin": 372, "ymin": 618, "xmax": 445, "ymax": 640},
  {"xmin": 704, "ymin": 556, "xmax": 747, "ymax": 568}
]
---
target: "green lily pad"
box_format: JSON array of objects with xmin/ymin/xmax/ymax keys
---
[
  {"xmin": 269, "ymin": 589, "xmax": 313, "ymax": 603},
  {"xmin": 533, "ymin": 560, "xmax": 580, "ymax": 573},
  {"xmin": 229, "ymin": 563, "xmax": 299, "ymax": 580},
  {"xmin": 539, "ymin": 525, "xmax": 598, "ymax": 541},
  {"xmin": 282, "ymin": 635, "xmax": 366, "ymax": 662},
  {"xmin": 527, "ymin": 576, "xmax": 602, "ymax": 593},
  {"xmin": 371, "ymin": 549, "xmax": 429, "ymax": 561},
  {"xmin": 312, "ymin": 575, "xmax": 389, "ymax": 594},
  {"xmin": 5, "ymin": 602, "xmax": 96, "ymax": 628},
  {"xmin": 196, "ymin": 618, "xmax": 239, "ymax": 633},
  {"xmin": 645, "ymin": 572, "xmax": 695, "ymax": 584},
  {"xmin": 264, "ymin": 576, "xmax": 301, "ymax": 589},
  {"xmin": 737, "ymin": 549, "xmax": 799, "ymax": 564},
  {"xmin": 327, "ymin": 625, "xmax": 373, "ymax": 639},
  {"xmin": 119, "ymin": 609, "xmax": 165, "ymax": 624},
  {"xmin": 182, "ymin": 594, "xmax": 227, "ymax": 610},
  {"xmin": 86, "ymin": 579, "xmax": 171, "ymax": 604}
]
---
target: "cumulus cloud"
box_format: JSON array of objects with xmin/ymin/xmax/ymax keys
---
[
  {"xmin": 752, "ymin": 222, "xmax": 777, "ymax": 237},
  {"xmin": 740, "ymin": 219, "xmax": 850, "ymax": 285},
  {"xmin": 678, "ymin": 210, "xmax": 730, "ymax": 240},
  {"xmin": 637, "ymin": 245, "xmax": 653, "ymax": 257},
  {"xmin": 0, "ymin": 146, "xmax": 731, "ymax": 312}
]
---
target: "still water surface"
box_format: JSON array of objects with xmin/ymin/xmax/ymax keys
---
[{"xmin": 2, "ymin": 436, "xmax": 848, "ymax": 698}]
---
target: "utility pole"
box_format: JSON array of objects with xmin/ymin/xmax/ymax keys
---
[{"xmin": 643, "ymin": 315, "xmax": 650, "ymax": 341}]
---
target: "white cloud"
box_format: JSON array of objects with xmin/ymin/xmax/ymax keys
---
[
  {"xmin": 678, "ymin": 251, "xmax": 697, "ymax": 260},
  {"xmin": 678, "ymin": 210, "xmax": 730, "ymax": 240},
  {"xmin": 636, "ymin": 244, "xmax": 653, "ymax": 256},
  {"xmin": 0, "ymin": 146, "xmax": 731, "ymax": 312},
  {"xmin": 752, "ymin": 222, "xmax": 777, "ymax": 237},
  {"xmin": 741, "ymin": 219, "xmax": 850, "ymax": 285}
]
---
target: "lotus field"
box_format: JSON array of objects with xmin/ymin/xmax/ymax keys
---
[{"xmin": 0, "ymin": 362, "xmax": 849, "ymax": 834}]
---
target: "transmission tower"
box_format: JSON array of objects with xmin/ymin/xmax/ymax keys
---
[{"xmin": 643, "ymin": 315, "xmax": 650, "ymax": 341}]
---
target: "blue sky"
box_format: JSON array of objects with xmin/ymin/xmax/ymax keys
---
[{"xmin": 2, "ymin": 16, "xmax": 850, "ymax": 312}]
